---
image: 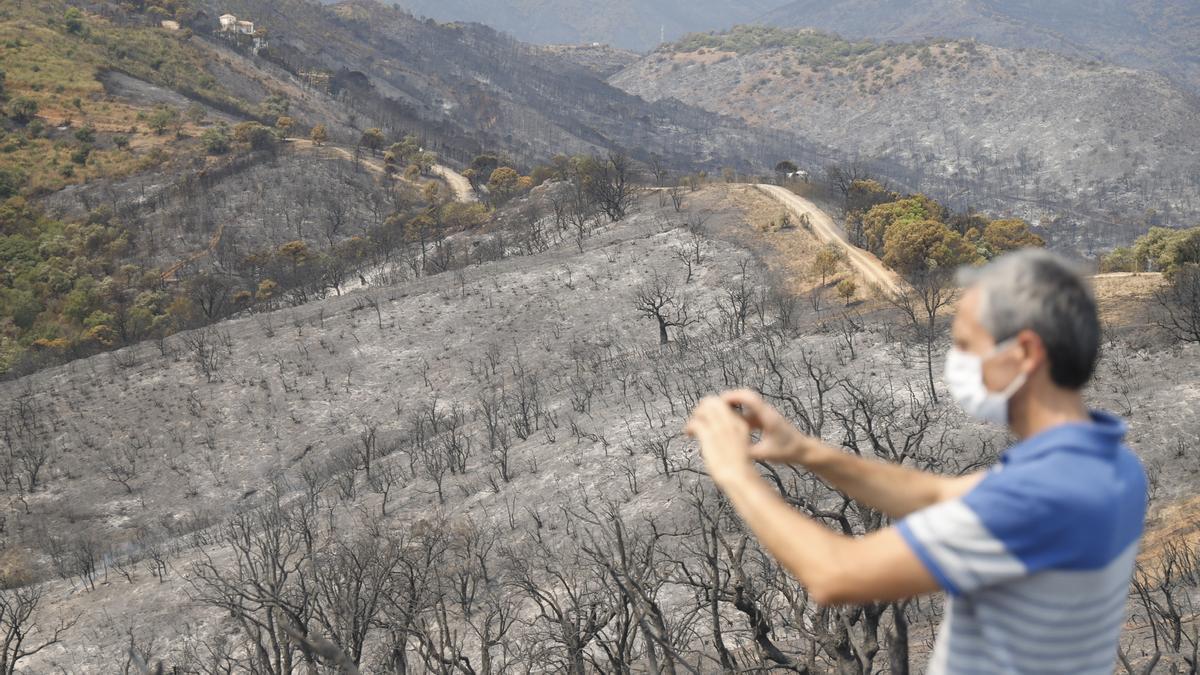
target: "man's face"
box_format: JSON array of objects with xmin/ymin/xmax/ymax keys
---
[
  {"xmin": 951, "ymin": 288, "xmax": 994, "ymax": 354},
  {"xmin": 952, "ymin": 287, "xmax": 1028, "ymax": 394}
]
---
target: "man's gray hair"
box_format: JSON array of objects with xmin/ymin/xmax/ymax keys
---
[{"xmin": 957, "ymin": 248, "xmax": 1100, "ymax": 389}]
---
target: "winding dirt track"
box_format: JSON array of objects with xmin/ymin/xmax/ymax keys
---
[
  {"xmin": 161, "ymin": 140, "xmax": 477, "ymax": 281},
  {"xmin": 430, "ymin": 164, "xmax": 476, "ymax": 203},
  {"xmin": 756, "ymin": 184, "xmax": 903, "ymax": 296},
  {"xmin": 287, "ymin": 138, "xmax": 478, "ymax": 203}
]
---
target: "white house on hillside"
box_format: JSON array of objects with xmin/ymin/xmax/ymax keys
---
[
  {"xmin": 219, "ymin": 13, "xmax": 255, "ymax": 35},
  {"xmin": 218, "ymin": 13, "xmax": 266, "ymax": 51}
]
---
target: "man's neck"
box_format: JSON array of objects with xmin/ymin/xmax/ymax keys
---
[{"xmin": 1011, "ymin": 385, "xmax": 1091, "ymax": 440}]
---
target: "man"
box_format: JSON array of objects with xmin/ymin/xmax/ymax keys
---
[{"xmin": 685, "ymin": 249, "xmax": 1147, "ymax": 673}]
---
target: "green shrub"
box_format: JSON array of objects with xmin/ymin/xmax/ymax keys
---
[
  {"xmin": 70, "ymin": 145, "xmax": 92, "ymax": 165},
  {"xmin": 0, "ymin": 165, "xmax": 27, "ymax": 198},
  {"xmin": 200, "ymin": 125, "xmax": 231, "ymax": 155},
  {"xmin": 64, "ymin": 7, "xmax": 84, "ymax": 34},
  {"xmin": 7, "ymin": 97, "xmax": 38, "ymax": 124}
]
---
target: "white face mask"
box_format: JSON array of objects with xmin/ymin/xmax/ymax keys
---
[{"xmin": 944, "ymin": 339, "xmax": 1028, "ymax": 426}]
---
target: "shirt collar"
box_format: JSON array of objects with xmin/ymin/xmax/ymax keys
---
[{"xmin": 1002, "ymin": 410, "xmax": 1127, "ymax": 465}]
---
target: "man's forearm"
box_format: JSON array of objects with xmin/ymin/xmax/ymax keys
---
[
  {"xmin": 716, "ymin": 466, "xmax": 846, "ymax": 596},
  {"xmin": 717, "ymin": 466, "xmax": 944, "ymax": 605},
  {"xmin": 799, "ymin": 442, "xmax": 970, "ymax": 518}
]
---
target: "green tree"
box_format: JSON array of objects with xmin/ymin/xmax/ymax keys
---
[
  {"xmin": 980, "ymin": 218, "xmax": 1044, "ymax": 257},
  {"xmin": 0, "ymin": 166, "xmax": 26, "ymax": 199},
  {"xmin": 147, "ymin": 106, "xmax": 178, "ymax": 135},
  {"xmin": 233, "ymin": 122, "xmax": 274, "ymax": 151},
  {"xmin": 438, "ymin": 202, "xmax": 489, "ymax": 231},
  {"xmin": 844, "ymin": 179, "xmax": 898, "ymax": 245},
  {"xmin": 201, "ymin": 125, "xmax": 231, "ymax": 155},
  {"xmin": 842, "ymin": 178, "xmax": 892, "ymax": 213},
  {"xmin": 70, "ymin": 145, "xmax": 92, "ymax": 165},
  {"xmin": 413, "ymin": 151, "xmax": 437, "ymax": 175},
  {"xmin": 471, "ymin": 154, "xmax": 501, "ymax": 180},
  {"xmin": 948, "ymin": 209, "xmax": 989, "ymax": 237},
  {"xmin": 256, "ymin": 279, "xmax": 278, "ymax": 302},
  {"xmin": 837, "ymin": 278, "xmax": 858, "ymax": 306},
  {"xmin": 1100, "ymin": 247, "xmax": 1137, "ymax": 274},
  {"xmin": 64, "ymin": 7, "xmax": 85, "ymax": 34},
  {"xmin": 359, "ymin": 128, "xmax": 385, "ymax": 156},
  {"xmin": 882, "ymin": 218, "xmax": 975, "ymax": 275},
  {"xmin": 810, "ymin": 243, "xmax": 844, "ymax": 286},
  {"xmin": 1155, "ymin": 263, "xmax": 1200, "ymax": 343},
  {"xmin": 405, "ymin": 213, "xmax": 436, "ymax": 272},
  {"xmin": 186, "ymin": 103, "xmax": 207, "ymax": 125},
  {"xmin": 1132, "ymin": 227, "xmax": 1185, "ymax": 272},
  {"xmin": 7, "ymin": 97, "xmax": 38, "ymax": 125},
  {"xmin": 309, "ymin": 123, "xmax": 328, "ymax": 146},
  {"xmin": 487, "ymin": 167, "xmax": 520, "ymax": 203},
  {"xmin": 262, "ymin": 93, "xmax": 289, "ymax": 119},
  {"xmin": 884, "ymin": 218, "xmax": 980, "ymax": 400},
  {"xmin": 388, "ymin": 135, "xmax": 421, "ymax": 166},
  {"xmin": 860, "ymin": 195, "xmax": 942, "ymax": 255},
  {"xmin": 1151, "ymin": 227, "xmax": 1200, "ymax": 278}
]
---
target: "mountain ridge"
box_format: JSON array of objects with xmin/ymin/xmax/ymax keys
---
[
  {"xmin": 760, "ymin": 0, "xmax": 1200, "ymax": 94},
  {"xmin": 611, "ymin": 26, "xmax": 1200, "ymax": 249},
  {"xmin": 327, "ymin": 0, "xmax": 782, "ymax": 51}
]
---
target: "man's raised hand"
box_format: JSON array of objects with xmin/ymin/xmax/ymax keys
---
[
  {"xmin": 719, "ymin": 389, "xmax": 818, "ymax": 466},
  {"xmin": 685, "ymin": 396, "xmax": 754, "ymax": 486}
]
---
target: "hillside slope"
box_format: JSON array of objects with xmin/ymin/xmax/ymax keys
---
[
  {"xmin": 6, "ymin": 183, "xmax": 1199, "ymax": 672},
  {"xmin": 611, "ymin": 28, "xmax": 1200, "ymax": 248},
  {"xmin": 761, "ymin": 0, "xmax": 1200, "ymax": 95},
  {"xmin": 344, "ymin": 0, "xmax": 782, "ymax": 51},
  {"xmin": 213, "ymin": 0, "xmax": 834, "ymax": 170}
]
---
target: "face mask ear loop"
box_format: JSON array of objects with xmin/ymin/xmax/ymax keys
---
[
  {"xmin": 988, "ymin": 337, "xmax": 1028, "ymax": 398},
  {"xmin": 999, "ymin": 369, "xmax": 1028, "ymax": 398}
]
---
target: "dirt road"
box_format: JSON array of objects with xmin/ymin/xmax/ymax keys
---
[
  {"xmin": 161, "ymin": 139, "xmax": 477, "ymax": 282},
  {"xmin": 430, "ymin": 165, "xmax": 477, "ymax": 203},
  {"xmin": 287, "ymin": 138, "xmax": 478, "ymax": 203},
  {"xmin": 1092, "ymin": 272, "xmax": 1163, "ymax": 279},
  {"xmin": 756, "ymin": 184, "xmax": 902, "ymax": 295}
]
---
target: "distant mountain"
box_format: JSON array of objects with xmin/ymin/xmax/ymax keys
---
[
  {"xmin": 316, "ymin": 0, "xmax": 1200, "ymax": 87},
  {"xmin": 761, "ymin": 0, "xmax": 1200, "ymax": 94},
  {"xmin": 343, "ymin": 0, "xmax": 783, "ymax": 51},
  {"xmin": 200, "ymin": 0, "xmax": 837, "ymax": 171},
  {"xmin": 611, "ymin": 27, "xmax": 1200, "ymax": 248}
]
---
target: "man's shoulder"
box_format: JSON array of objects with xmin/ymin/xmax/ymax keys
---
[
  {"xmin": 986, "ymin": 440, "xmax": 1145, "ymax": 504},
  {"xmin": 962, "ymin": 445, "xmax": 1146, "ymax": 570}
]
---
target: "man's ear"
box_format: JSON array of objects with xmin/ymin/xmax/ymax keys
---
[{"xmin": 1015, "ymin": 329, "xmax": 1045, "ymax": 375}]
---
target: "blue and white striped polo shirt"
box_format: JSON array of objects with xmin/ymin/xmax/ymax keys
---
[{"xmin": 897, "ymin": 411, "xmax": 1147, "ymax": 674}]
